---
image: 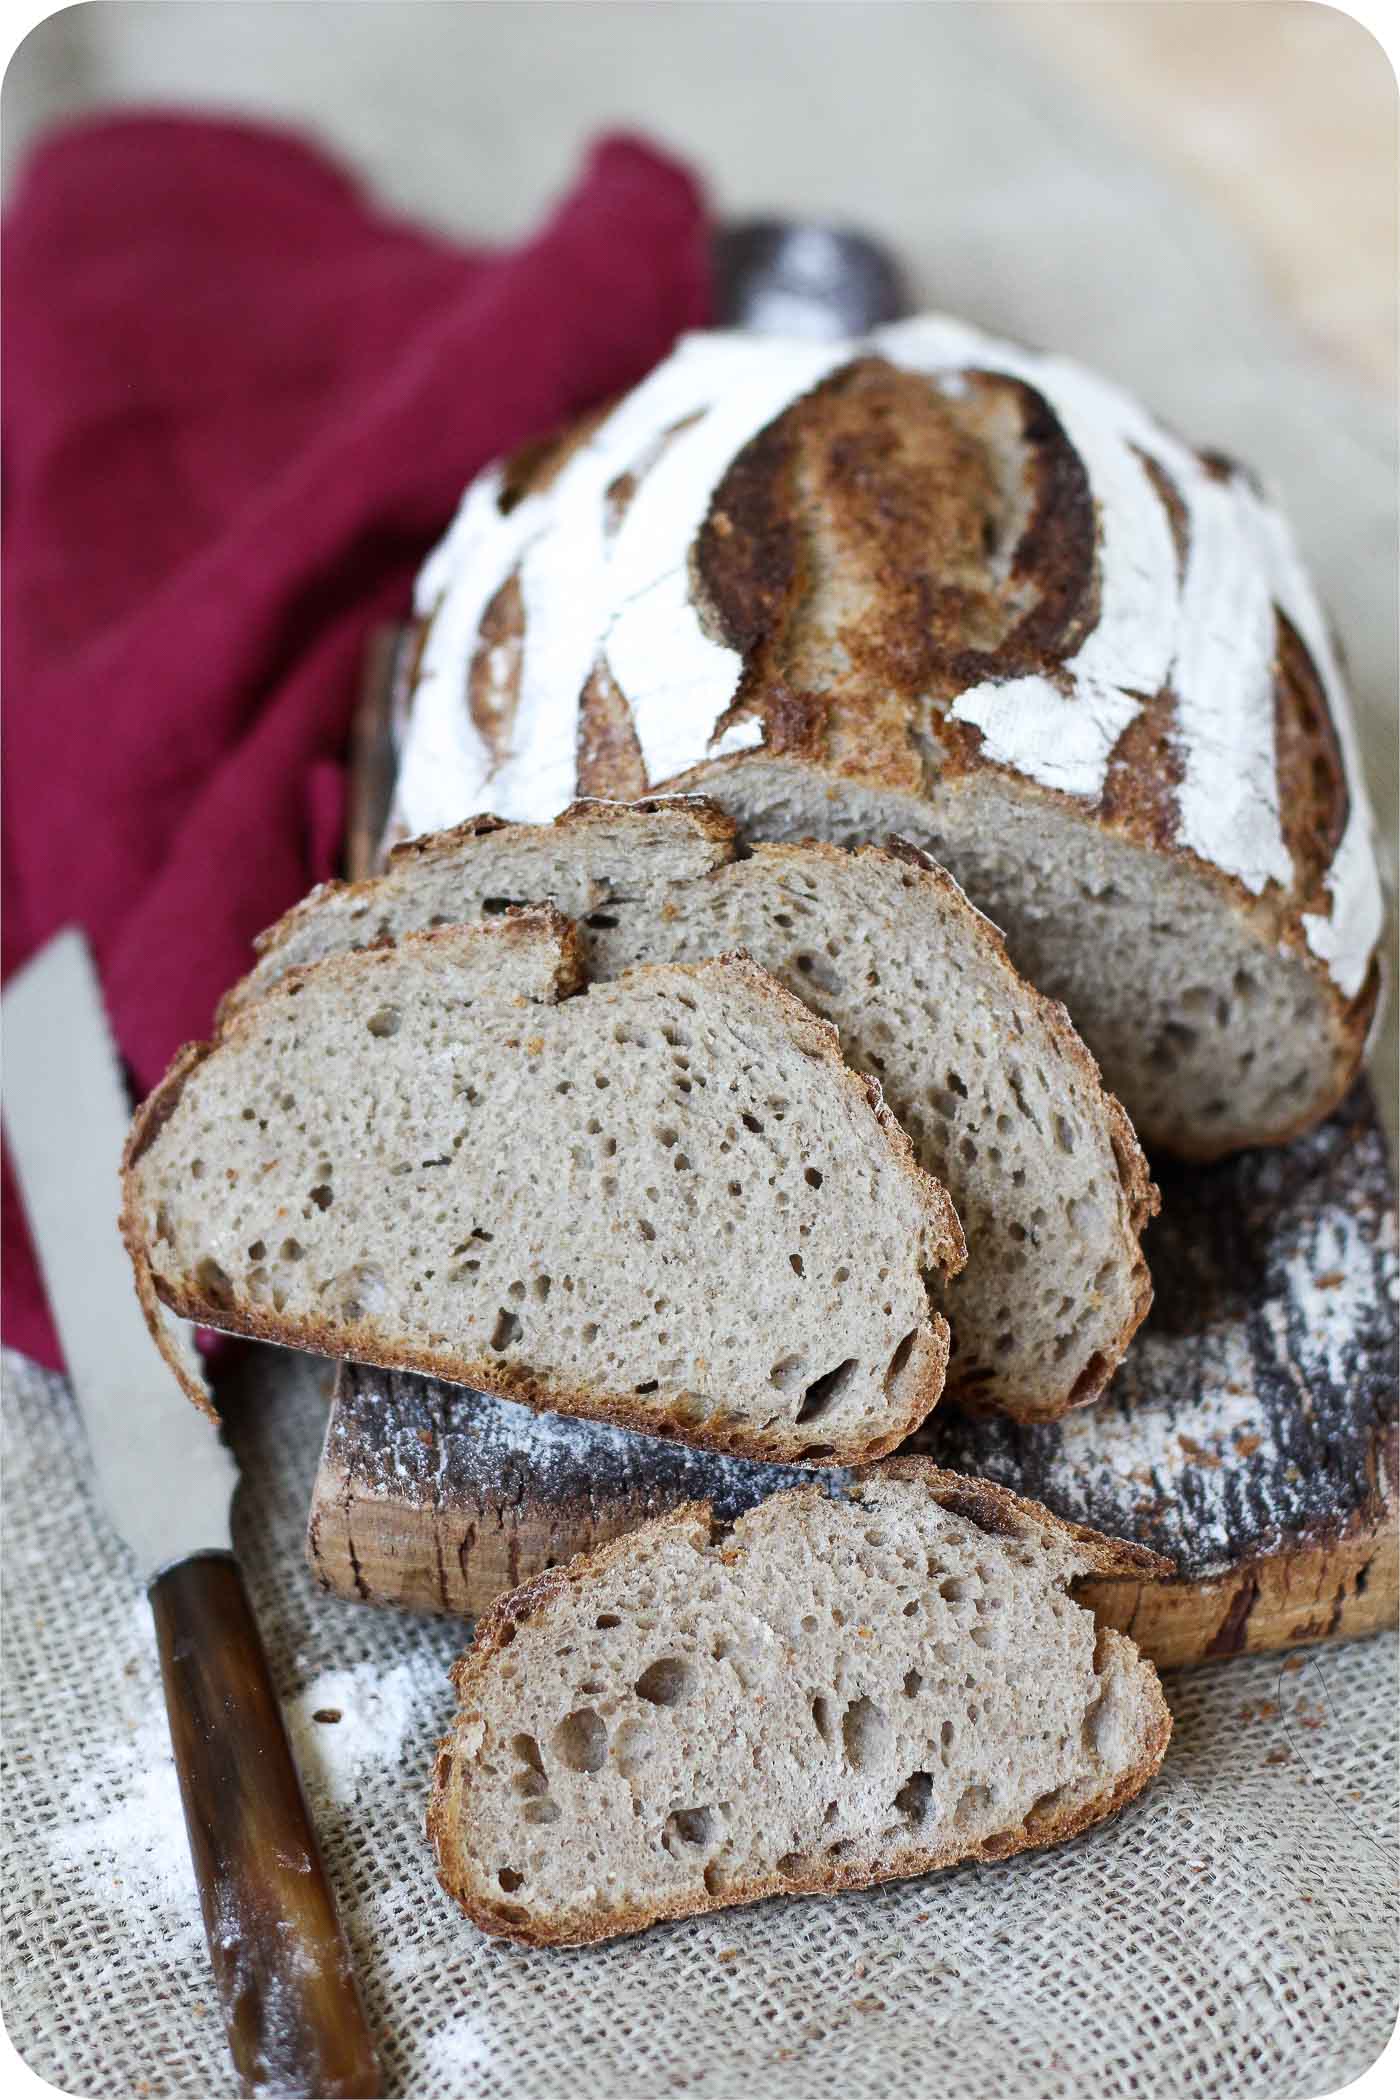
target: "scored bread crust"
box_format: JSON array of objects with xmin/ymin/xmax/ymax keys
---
[
  {"xmin": 388, "ymin": 327, "xmax": 1385, "ymax": 1161},
  {"xmin": 427, "ymin": 1459, "xmax": 1174, "ymax": 1948},
  {"xmin": 123, "ymin": 921, "xmax": 964, "ymax": 1461},
  {"xmin": 218, "ymin": 796, "xmax": 1157, "ymax": 1420}
]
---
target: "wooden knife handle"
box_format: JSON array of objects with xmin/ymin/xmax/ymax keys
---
[{"xmin": 150, "ymin": 1551, "xmax": 380, "ymax": 2097}]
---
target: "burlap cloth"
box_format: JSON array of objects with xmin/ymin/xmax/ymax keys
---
[{"xmin": 3, "ymin": 1342, "xmax": 1395, "ymax": 2100}]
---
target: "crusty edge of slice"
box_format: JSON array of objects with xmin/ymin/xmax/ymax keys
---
[
  {"xmin": 124, "ymin": 939, "xmax": 961, "ymax": 1462},
  {"xmin": 220, "ymin": 795, "xmax": 738, "ymax": 1023},
  {"xmin": 120, "ymin": 909, "xmax": 586, "ymax": 1424},
  {"xmin": 743, "ymin": 831, "xmax": 1156, "ymax": 1419},
  {"xmin": 427, "ymin": 1461, "xmax": 1174, "ymax": 1948}
]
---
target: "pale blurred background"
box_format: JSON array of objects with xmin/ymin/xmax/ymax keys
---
[{"xmin": 5, "ymin": 0, "xmax": 1396, "ymax": 1116}]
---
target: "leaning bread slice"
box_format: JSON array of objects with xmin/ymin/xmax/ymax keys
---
[
  {"xmin": 122, "ymin": 911, "xmax": 964, "ymax": 1464},
  {"xmin": 428, "ymin": 1460, "xmax": 1173, "ymax": 1947},
  {"xmin": 227, "ymin": 799, "xmax": 1156, "ymax": 1419}
]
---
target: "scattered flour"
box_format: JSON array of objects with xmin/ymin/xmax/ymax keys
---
[
  {"xmin": 286, "ymin": 1655, "xmax": 450, "ymax": 1810},
  {"xmin": 44, "ymin": 1601, "xmax": 203, "ymax": 1964},
  {"xmin": 415, "ymin": 2011, "xmax": 497, "ymax": 2085}
]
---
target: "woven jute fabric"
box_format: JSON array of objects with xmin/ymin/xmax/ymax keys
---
[{"xmin": 2, "ymin": 1343, "xmax": 1395, "ymax": 2100}]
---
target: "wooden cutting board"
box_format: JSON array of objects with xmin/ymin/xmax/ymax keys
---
[{"xmin": 305, "ymin": 633, "xmax": 1397, "ymax": 1670}]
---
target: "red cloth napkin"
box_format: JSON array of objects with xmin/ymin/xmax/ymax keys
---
[{"xmin": 2, "ymin": 113, "xmax": 711, "ymax": 1370}]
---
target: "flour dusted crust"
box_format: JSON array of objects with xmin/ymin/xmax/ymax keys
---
[{"xmin": 390, "ymin": 319, "xmax": 1384, "ymax": 1157}]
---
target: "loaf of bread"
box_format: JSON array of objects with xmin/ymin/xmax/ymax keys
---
[
  {"xmin": 231, "ymin": 799, "xmax": 1157, "ymax": 1421},
  {"xmin": 122, "ymin": 912, "xmax": 964, "ymax": 1464},
  {"xmin": 428, "ymin": 1462, "xmax": 1172, "ymax": 1946},
  {"xmin": 388, "ymin": 319, "xmax": 1384, "ymax": 1160}
]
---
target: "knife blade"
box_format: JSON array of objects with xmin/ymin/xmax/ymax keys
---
[
  {"xmin": 3, "ymin": 929, "xmax": 237, "ymax": 1575},
  {"xmin": 3, "ymin": 929, "xmax": 379, "ymax": 2099}
]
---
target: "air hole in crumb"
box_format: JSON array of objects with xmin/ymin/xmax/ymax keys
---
[
  {"xmin": 903, "ymin": 1669, "xmax": 922, "ymax": 1697},
  {"xmin": 664, "ymin": 1806, "xmax": 714, "ymax": 1852},
  {"xmin": 895, "ymin": 1771, "xmax": 934, "ymax": 1822},
  {"xmin": 841, "ymin": 1695, "xmax": 889, "ymax": 1772},
  {"xmin": 940, "ymin": 1577, "xmax": 970, "ymax": 1604},
  {"xmin": 553, "ymin": 1709, "xmax": 607, "ymax": 1773},
  {"xmin": 497, "ymin": 1868, "xmax": 524, "ymax": 1892},
  {"xmin": 309, "ymin": 1184, "xmax": 333, "ymax": 1210},
  {"xmin": 790, "ymin": 1253, "xmax": 805, "ymax": 1277},
  {"xmin": 741, "ymin": 1113, "xmax": 764, "ymax": 1134},
  {"xmin": 769, "ymin": 1354, "xmax": 805, "ymax": 1392},
  {"xmin": 954, "ymin": 1784, "xmax": 994, "ymax": 1828},
  {"xmin": 798, "ymin": 1358, "xmax": 857, "ymax": 1423},
  {"xmin": 811, "ymin": 1695, "xmax": 835, "ymax": 1744},
  {"xmin": 635, "ymin": 1657, "xmax": 693, "ymax": 1707},
  {"xmin": 635, "ymin": 1379, "xmax": 659, "ymax": 1395},
  {"xmin": 523, "ymin": 1799, "xmax": 560, "ymax": 1826},
  {"xmin": 804, "ymin": 1167, "xmax": 823, "ymax": 1189},
  {"xmin": 490, "ymin": 1308, "xmax": 522, "ymax": 1351},
  {"xmin": 246, "ymin": 1240, "xmax": 266, "ymax": 1263},
  {"xmin": 885, "ymin": 1330, "xmax": 918, "ymax": 1391},
  {"xmin": 194, "ymin": 1258, "xmax": 232, "ymax": 1308},
  {"xmin": 366, "ymin": 1006, "xmax": 401, "ymax": 1038},
  {"xmin": 596, "ymin": 1614, "xmax": 621, "ymax": 1630}
]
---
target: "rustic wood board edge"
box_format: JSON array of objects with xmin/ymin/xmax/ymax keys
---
[{"xmin": 304, "ymin": 1361, "xmax": 1397, "ymax": 1673}]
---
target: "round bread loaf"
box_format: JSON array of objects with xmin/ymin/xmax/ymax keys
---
[{"xmin": 390, "ymin": 318, "xmax": 1385, "ymax": 1159}]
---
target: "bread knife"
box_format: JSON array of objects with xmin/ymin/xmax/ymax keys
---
[{"xmin": 3, "ymin": 929, "xmax": 380, "ymax": 2099}]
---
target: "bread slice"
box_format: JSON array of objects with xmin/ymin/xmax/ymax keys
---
[
  {"xmin": 122, "ymin": 912, "xmax": 964, "ymax": 1464},
  {"xmin": 428, "ymin": 1460, "xmax": 1173, "ymax": 1947},
  {"xmin": 227, "ymin": 799, "xmax": 1156, "ymax": 1419}
]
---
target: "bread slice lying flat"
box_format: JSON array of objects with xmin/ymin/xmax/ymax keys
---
[
  {"xmin": 123, "ymin": 912, "xmax": 964, "ymax": 1464},
  {"xmin": 428, "ymin": 1460, "xmax": 1173, "ymax": 1947},
  {"xmin": 229, "ymin": 799, "xmax": 1156, "ymax": 1419}
]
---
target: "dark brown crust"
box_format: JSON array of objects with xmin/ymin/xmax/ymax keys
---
[
  {"xmin": 125, "ymin": 933, "xmax": 961, "ymax": 1461},
  {"xmin": 427, "ymin": 1464, "xmax": 1173, "ymax": 1947},
  {"xmin": 553, "ymin": 793, "xmax": 739, "ymax": 845}
]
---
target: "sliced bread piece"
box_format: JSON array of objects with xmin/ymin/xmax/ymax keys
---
[
  {"xmin": 227, "ymin": 799, "xmax": 1156, "ymax": 1419},
  {"xmin": 428, "ymin": 1460, "xmax": 1173, "ymax": 1947},
  {"xmin": 122, "ymin": 913, "xmax": 964, "ymax": 1464}
]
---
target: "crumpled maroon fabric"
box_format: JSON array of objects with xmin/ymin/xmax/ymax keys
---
[{"xmin": 1, "ymin": 114, "xmax": 711, "ymax": 1369}]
